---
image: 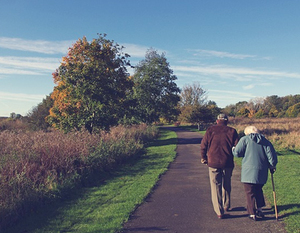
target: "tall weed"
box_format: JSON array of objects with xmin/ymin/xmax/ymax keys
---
[{"xmin": 0, "ymin": 124, "xmax": 158, "ymax": 230}]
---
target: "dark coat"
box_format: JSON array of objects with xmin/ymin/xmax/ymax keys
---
[{"xmin": 200, "ymin": 121, "xmax": 239, "ymax": 169}]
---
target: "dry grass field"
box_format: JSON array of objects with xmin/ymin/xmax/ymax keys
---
[{"xmin": 229, "ymin": 117, "xmax": 300, "ymax": 150}]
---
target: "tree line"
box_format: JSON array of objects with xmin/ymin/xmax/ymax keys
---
[
  {"xmin": 25, "ymin": 34, "xmax": 181, "ymax": 133},
  {"xmin": 7, "ymin": 34, "xmax": 300, "ymax": 132},
  {"xmin": 223, "ymin": 94, "xmax": 300, "ymax": 118}
]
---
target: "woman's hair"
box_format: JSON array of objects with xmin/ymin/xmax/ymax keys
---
[{"xmin": 244, "ymin": 126, "xmax": 260, "ymax": 135}]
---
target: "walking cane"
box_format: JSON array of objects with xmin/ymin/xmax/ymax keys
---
[{"xmin": 271, "ymin": 171, "xmax": 279, "ymax": 220}]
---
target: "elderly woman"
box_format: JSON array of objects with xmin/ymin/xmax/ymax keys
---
[{"xmin": 233, "ymin": 126, "xmax": 277, "ymax": 221}]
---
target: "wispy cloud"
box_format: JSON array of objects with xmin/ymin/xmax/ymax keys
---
[
  {"xmin": 210, "ymin": 89, "xmax": 256, "ymax": 98},
  {"xmin": 172, "ymin": 65, "xmax": 300, "ymax": 80},
  {"xmin": 0, "ymin": 56, "xmax": 60, "ymax": 73},
  {"xmin": 122, "ymin": 43, "xmax": 149, "ymax": 58},
  {"xmin": 243, "ymin": 84, "xmax": 255, "ymax": 90},
  {"xmin": 0, "ymin": 91, "xmax": 45, "ymax": 102},
  {"xmin": 122, "ymin": 43, "xmax": 168, "ymax": 66},
  {"xmin": 0, "ymin": 37, "xmax": 73, "ymax": 54},
  {"xmin": 190, "ymin": 49, "xmax": 270, "ymax": 60},
  {"xmin": 208, "ymin": 89, "xmax": 257, "ymax": 107}
]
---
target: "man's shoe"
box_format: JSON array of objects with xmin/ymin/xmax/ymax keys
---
[{"xmin": 217, "ymin": 214, "xmax": 223, "ymax": 219}]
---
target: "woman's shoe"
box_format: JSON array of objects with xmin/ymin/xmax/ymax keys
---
[
  {"xmin": 256, "ymin": 210, "xmax": 265, "ymax": 218},
  {"xmin": 248, "ymin": 215, "xmax": 257, "ymax": 221}
]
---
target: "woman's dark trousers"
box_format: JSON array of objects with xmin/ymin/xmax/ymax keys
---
[{"xmin": 243, "ymin": 183, "xmax": 266, "ymax": 215}]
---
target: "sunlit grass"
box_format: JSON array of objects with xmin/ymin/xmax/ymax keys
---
[
  {"xmin": 3, "ymin": 128, "xmax": 177, "ymax": 233},
  {"xmin": 263, "ymin": 151, "xmax": 300, "ymax": 233}
]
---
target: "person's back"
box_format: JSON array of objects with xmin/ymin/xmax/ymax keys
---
[
  {"xmin": 232, "ymin": 125, "xmax": 277, "ymax": 220},
  {"xmin": 200, "ymin": 114, "xmax": 239, "ymax": 219},
  {"xmin": 201, "ymin": 123, "xmax": 238, "ymax": 168}
]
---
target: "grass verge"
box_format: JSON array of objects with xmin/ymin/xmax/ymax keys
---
[
  {"xmin": 3, "ymin": 128, "xmax": 177, "ymax": 233},
  {"xmin": 263, "ymin": 150, "xmax": 300, "ymax": 233}
]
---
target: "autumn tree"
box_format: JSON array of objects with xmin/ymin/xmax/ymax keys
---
[
  {"xmin": 47, "ymin": 34, "xmax": 133, "ymax": 133},
  {"xmin": 178, "ymin": 82, "xmax": 208, "ymax": 123},
  {"xmin": 132, "ymin": 49, "xmax": 180, "ymax": 124}
]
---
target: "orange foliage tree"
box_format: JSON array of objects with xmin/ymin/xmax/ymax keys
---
[{"xmin": 47, "ymin": 34, "xmax": 134, "ymax": 133}]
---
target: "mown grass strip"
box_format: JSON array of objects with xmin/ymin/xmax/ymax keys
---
[{"xmin": 4, "ymin": 128, "xmax": 177, "ymax": 233}]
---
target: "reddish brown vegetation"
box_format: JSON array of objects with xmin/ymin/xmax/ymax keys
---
[
  {"xmin": 229, "ymin": 117, "xmax": 300, "ymax": 149},
  {"xmin": 0, "ymin": 124, "xmax": 158, "ymax": 230}
]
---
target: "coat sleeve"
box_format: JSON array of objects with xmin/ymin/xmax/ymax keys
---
[
  {"xmin": 200, "ymin": 132, "xmax": 209, "ymax": 161},
  {"xmin": 233, "ymin": 130, "xmax": 239, "ymax": 146},
  {"xmin": 232, "ymin": 137, "xmax": 246, "ymax": 158},
  {"xmin": 264, "ymin": 141, "xmax": 278, "ymax": 168}
]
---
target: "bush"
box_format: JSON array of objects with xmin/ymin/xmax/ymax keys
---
[{"xmin": 0, "ymin": 124, "xmax": 158, "ymax": 230}]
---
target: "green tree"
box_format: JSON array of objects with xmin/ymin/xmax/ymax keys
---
[
  {"xmin": 268, "ymin": 105, "xmax": 279, "ymax": 118},
  {"xmin": 47, "ymin": 34, "xmax": 134, "ymax": 133},
  {"xmin": 223, "ymin": 104, "xmax": 236, "ymax": 117},
  {"xmin": 26, "ymin": 95, "xmax": 53, "ymax": 131},
  {"xmin": 189, "ymin": 105, "xmax": 215, "ymax": 130},
  {"xmin": 236, "ymin": 107, "xmax": 250, "ymax": 117},
  {"xmin": 255, "ymin": 109, "xmax": 265, "ymax": 118},
  {"xmin": 263, "ymin": 95, "xmax": 281, "ymax": 113},
  {"xmin": 133, "ymin": 49, "xmax": 180, "ymax": 124},
  {"xmin": 285, "ymin": 103, "xmax": 300, "ymax": 117}
]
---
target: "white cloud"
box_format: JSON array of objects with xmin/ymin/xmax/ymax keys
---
[
  {"xmin": 208, "ymin": 89, "xmax": 257, "ymax": 107},
  {"xmin": 210, "ymin": 89, "xmax": 256, "ymax": 98},
  {"xmin": 172, "ymin": 65, "xmax": 300, "ymax": 80},
  {"xmin": 191, "ymin": 49, "xmax": 257, "ymax": 59},
  {"xmin": 122, "ymin": 43, "xmax": 168, "ymax": 60},
  {"xmin": 122, "ymin": 43, "xmax": 149, "ymax": 58},
  {"xmin": 0, "ymin": 91, "xmax": 45, "ymax": 102},
  {"xmin": 0, "ymin": 56, "xmax": 60, "ymax": 74},
  {"xmin": 0, "ymin": 37, "xmax": 73, "ymax": 54},
  {"xmin": 0, "ymin": 67, "xmax": 42, "ymax": 75},
  {"xmin": 243, "ymin": 84, "xmax": 255, "ymax": 90}
]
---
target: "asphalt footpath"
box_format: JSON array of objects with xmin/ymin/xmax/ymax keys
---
[{"xmin": 121, "ymin": 127, "xmax": 286, "ymax": 233}]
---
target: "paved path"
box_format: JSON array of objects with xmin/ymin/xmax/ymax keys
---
[{"xmin": 121, "ymin": 127, "xmax": 285, "ymax": 233}]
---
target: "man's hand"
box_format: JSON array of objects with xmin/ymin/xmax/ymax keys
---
[{"xmin": 201, "ymin": 159, "xmax": 208, "ymax": 164}]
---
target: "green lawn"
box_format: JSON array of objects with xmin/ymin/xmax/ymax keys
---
[
  {"xmin": 263, "ymin": 151, "xmax": 300, "ymax": 233},
  {"xmin": 3, "ymin": 128, "xmax": 177, "ymax": 233}
]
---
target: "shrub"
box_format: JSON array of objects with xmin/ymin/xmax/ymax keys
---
[{"xmin": 0, "ymin": 124, "xmax": 158, "ymax": 230}]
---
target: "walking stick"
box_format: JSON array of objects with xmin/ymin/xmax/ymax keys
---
[{"xmin": 271, "ymin": 172, "xmax": 279, "ymax": 220}]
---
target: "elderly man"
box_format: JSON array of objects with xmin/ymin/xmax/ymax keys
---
[{"xmin": 200, "ymin": 114, "xmax": 239, "ymax": 219}]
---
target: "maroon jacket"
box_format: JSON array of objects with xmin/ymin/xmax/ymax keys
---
[{"xmin": 200, "ymin": 121, "xmax": 239, "ymax": 169}]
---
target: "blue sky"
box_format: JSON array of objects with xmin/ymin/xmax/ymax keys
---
[{"xmin": 1, "ymin": 0, "xmax": 300, "ymax": 117}]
